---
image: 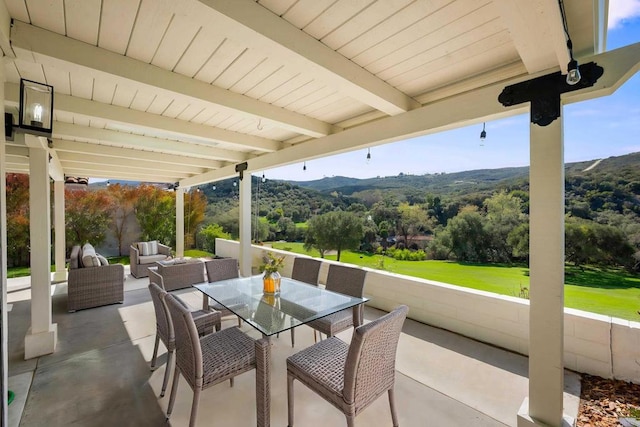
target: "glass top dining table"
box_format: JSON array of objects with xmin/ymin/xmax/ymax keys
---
[{"xmin": 193, "ymin": 275, "xmax": 369, "ymax": 337}]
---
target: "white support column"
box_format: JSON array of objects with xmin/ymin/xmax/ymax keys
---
[
  {"xmin": 52, "ymin": 180, "xmax": 66, "ymax": 282},
  {"xmin": 176, "ymin": 188, "xmax": 184, "ymax": 258},
  {"xmin": 0, "ymin": 61, "xmax": 9, "ymax": 427},
  {"xmin": 518, "ymin": 116, "xmax": 571, "ymax": 427},
  {"xmin": 238, "ymin": 177, "xmax": 252, "ymax": 277},
  {"xmin": 24, "ymin": 140, "xmax": 57, "ymax": 359}
]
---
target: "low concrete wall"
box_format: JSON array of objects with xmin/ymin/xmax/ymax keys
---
[{"xmin": 215, "ymin": 239, "xmax": 640, "ymax": 383}]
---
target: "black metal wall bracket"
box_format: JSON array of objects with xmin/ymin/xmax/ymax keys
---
[{"xmin": 498, "ymin": 62, "xmax": 604, "ymax": 126}]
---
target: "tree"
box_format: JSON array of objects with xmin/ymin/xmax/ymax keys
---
[
  {"xmin": 66, "ymin": 188, "xmax": 113, "ymax": 247},
  {"xmin": 106, "ymin": 184, "xmax": 138, "ymax": 256},
  {"xmin": 305, "ymin": 211, "xmax": 363, "ymax": 261},
  {"xmin": 396, "ymin": 202, "xmax": 431, "ymax": 249},
  {"xmin": 185, "ymin": 190, "xmax": 207, "ymax": 249},
  {"xmin": 443, "ymin": 206, "xmax": 489, "ymax": 262},
  {"xmin": 6, "ymin": 174, "xmax": 30, "ymax": 266},
  {"xmin": 198, "ymin": 223, "xmax": 231, "ymax": 254},
  {"xmin": 134, "ymin": 184, "xmax": 176, "ymax": 246},
  {"xmin": 484, "ymin": 191, "xmax": 526, "ymax": 262}
]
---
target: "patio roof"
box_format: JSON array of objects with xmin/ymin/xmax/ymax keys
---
[{"xmin": 1, "ymin": 0, "xmax": 606, "ymax": 185}]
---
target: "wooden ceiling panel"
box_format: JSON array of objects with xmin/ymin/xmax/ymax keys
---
[
  {"xmin": 129, "ymin": 91, "xmax": 156, "ymax": 112},
  {"xmin": 15, "ymin": 60, "xmax": 45, "ymax": 82},
  {"xmin": 70, "ymin": 73, "xmax": 94, "ymax": 99},
  {"xmin": 146, "ymin": 95, "xmax": 173, "ymax": 115},
  {"xmin": 43, "ymin": 66, "xmax": 71, "ymax": 95},
  {"xmin": 244, "ymin": 67, "xmax": 299, "ymax": 100},
  {"xmin": 173, "ymin": 27, "xmax": 224, "ymax": 78},
  {"xmin": 258, "ymin": 74, "xmax": 313, "ymax": 105},
  {"xmin": 177, "ymin": 104, "xmax": 207, "ymax": 122},
  {"xmin": 352, "ymin": 0, "xmax": 488, "ymax": 68},
  {"xmin": 73, "ymin": 116, "xmax": 91, "ymax": 127},
  {"xmin": 273, "ymin": 80, "xmax": 326, "ymax": 109},
  {"xmin": 282, "ymin": 0, "xmax": 336, "ymax": 29},
  {"xmin": 283, "ymin": 86, "xmax": 337, "ymax": 112},
  {"xmin": 303, "ymin": 0, "xmax": 375, "ymax": 40},
  {"xmin": 313, "ymin": 98, "xmax": 370, "ymax": 124},
  {"xmin": 4, "ymin": 62, "xmax": 21, "ymax": 83},
  {"xmin": 64, "ymin": 0, "xmax": 101, "ymax": 45},
  {"xmin": 126, "ymin": 0, "xmax": 173, "ymax": 64},
  {"xmin": 111, "ymin": 85, "xmax": 137, "ymax": 108},
  {"xmin": 258, "ymin": 0, "xmax": 298, "ymax": 17},
  {"xmin": 25, "ymin": 0, "xmax": 64, "ymax": 34},
  {"xmin": 386, "ymin": 31, "xmax": 513, "ymax": 87},
  {"xmin": 189, "ymin": 107, "xmax": 217, "ymax": 125},
  {"xmin": 336, "ymin": 0, "xmax": 451, "ymax": 59},
  {"xmin": 162, "ymin": 99, "xmax": 190, "ymax": 119},
  {"xmin": 319, "ymin": 0, "xmax": 413, "ymax": 51},
  {"xmin": 98, "ymin": 0, "xmax": 141, "ymax": 55},
  {"xmin": 4, "ymin": 0, "xmax": 29, "ymax": 23},
  {"xmin": 91, "ymin": 79, "xmax": 117, "ymax": 104},
  {"xmin": 151, "ymin": 14, "xmax": 201, "ymax": 71},
  {"xmin": 214, "ymin": 50, "xmax": 267, "ymax": 90},
  {"xmin": 194, "ymin": 38, "xmax": 245, "ymax": 84},
  {"xmin": 229, "ymin": 59, "xmax": 282, "ymax": 95}
]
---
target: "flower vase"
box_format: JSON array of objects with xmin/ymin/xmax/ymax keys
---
[{"xmin": 263, "ymin": 271, "xmax": 281, "ymax": 295}]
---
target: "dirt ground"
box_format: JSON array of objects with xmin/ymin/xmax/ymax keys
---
[{"xmin": 576, "ymin": 374, "xmax": 640, "ymax": 426}]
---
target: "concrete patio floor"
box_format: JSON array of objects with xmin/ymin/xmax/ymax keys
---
[{"xmin": 6, "ymin": 268, "xmax": 581, "ymax": 426}]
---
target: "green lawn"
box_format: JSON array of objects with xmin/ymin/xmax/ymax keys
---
[{"xmin": 269, "ymin": 242, "xmax": 640, "ymax": 321}]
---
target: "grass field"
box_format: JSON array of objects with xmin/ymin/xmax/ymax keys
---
[{"xmin": 269, "ymin": 242, "xmax": 640, "ymax": 321}]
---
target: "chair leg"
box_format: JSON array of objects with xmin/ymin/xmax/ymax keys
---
[
  {"xmin": 166, "ymin": 366, "xmax": 181, "ymax": 419},
  {"xmin": 150, "ymin": 333, "xmax": 160, "ymax": 370},
  {"xmin": 313, "ymin": 330, "xmax": 317, "ymax": 343},
  {"xmin": 388, "ymin": 388, "xmax": 399, "ymax": 427},
  {"xmin": 290, "ymin": 328, "xmax": 295, "ymax": 348},
  {"xmin": 287, "ymin": 374, "xmax": 294, "ymax": 427},
  {"xmin": 189, "ymin": 386, "xmax": 201, "ymax": 427},
  {"xmin": 346, "ymin": 414, "xmax": 355, "ymax": 427},
  {"xmin": 160, "ymin": 349, "xmax": 173, "ymax": 397}
]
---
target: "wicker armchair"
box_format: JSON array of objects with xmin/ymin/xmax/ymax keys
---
[
  {"xmin": 307, "ymin": 264, "xmax": 367, "ymax": 339},
  {"xmin": 287, "ymin": 305, "xmax": 409, "ymax": 427},
  {"xmin": 129, "ymin": 241, "xmax": 171, "ymax": 278},
  {"xmin": 202, "ymin": 258, "xmax": 243, "ymax": 327},
  {"xmin": 148, "ymin": 283, "xmax": 220, "ymax": 397},
  {"xmin": 67, "ymin": 245, "xmax": 124, "ymax": 312},
  {"xmin": 288, "ymin": 257, "xmax": 322, "ymax": 347},
  {"xmin": 165, "ymin": 293, "xmax": 270, "ymax": 427}
]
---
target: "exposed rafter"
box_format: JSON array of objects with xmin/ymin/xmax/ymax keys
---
[
  {"xmin": 4, "ymin": 82, "xmax": 281, "ymax": 153},
  {"xmin": 10, "ymin": 21, "xmax": 337, "ymax": 138},
  {"xmin": 196, "ymin": 0, "xmax": 420, "ymax": 116},
  {"xmin": 493, "ymin": 0, "xmax": 569, "ymax": 73}
]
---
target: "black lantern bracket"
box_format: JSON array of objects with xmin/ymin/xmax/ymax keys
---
[
  {"xmin": 235, "ymin": 162, "xmax": 248, "ymax": 180},
  {"xmin": 498, "ymin": 62, "xmax": 604, "ymax": 126}
]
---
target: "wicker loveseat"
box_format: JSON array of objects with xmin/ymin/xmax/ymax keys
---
[
  {"xmin": 129, "ymin": 241, "xmax": 171, "ymax": 278},
  {"xmin": 68, "ymin": 243, "xmax": 124, "ymax": 312}
]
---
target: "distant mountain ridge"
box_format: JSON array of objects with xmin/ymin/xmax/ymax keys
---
[{"xmin": 284, "ymin": 152, "xmax": 640, "ymax": 196}]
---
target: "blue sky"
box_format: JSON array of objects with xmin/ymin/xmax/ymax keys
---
[{"xmin": 264, "ymin": 2, "xmax": 640, "ymax": 181}]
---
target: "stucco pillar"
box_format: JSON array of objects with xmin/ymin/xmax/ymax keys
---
[
  {"xmin": 0, "ymin": 58, "xmax": 9, "ymax": 427},
  {"xmin": 518, "ymin": 116, "xmax": 571, "ymax": 427},
  {"xmin": 176, "ymin": 188, "xmax": 184, "ymax": 258},
  {"xmin": 52, "ymin": 180, "xmax": 66, "ymax": 282},
  {"xmin": 24, "ymin": 140, "xmax": 57, "ymax": 359},
  {"xmin": 238, "ymin": 177, "xmax": 252, "ymax": 277}
]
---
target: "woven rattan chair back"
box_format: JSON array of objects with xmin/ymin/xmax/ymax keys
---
[
  {"xmin": 325, "ymin": 264, "xmax": 367, "ymax": 298},
  {"xmin": 148, "ymin": 268, "xmax": 165, "ymax": 290},
  {"xmin": 343, "ymin": 305, "xmax": 408, "ymax": 406},
  {"xmin": 149, "ymin": 282, "xmax": 172, "ymax": 347},
  {"xmin": 205, "ymin": 258, "xmax": 239, "ymax": 282},
  {"xmin": 165, "ymin": 294, "xmax": 203, "ymax": 390},
  {"xmin": 291, "ymin": 257, "xmax": 322, "ymax": 286}
]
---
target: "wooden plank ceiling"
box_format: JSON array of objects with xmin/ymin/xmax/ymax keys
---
[{"xmin": 2, "ymin": 0, "xmax": 604, "ymax": 184}]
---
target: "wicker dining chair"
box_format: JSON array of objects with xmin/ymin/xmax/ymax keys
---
[
  {"xmin": 288, "ymin": 257, "xmax": 322, "ymax": 347},
  {"xmin": 203, "ymin": 258, "xmax": 244, "ymax": 327},
  {"xmin": 148, "ymin": 283, "xmax": 220, "ymax": 398},
  {"xmin": 307, "ymin": 264, "xmax": 367, "ymax": 340},
  {"xmin": 287, "ymin": 305, "xmax": 408, "ymax": 427},
  {"xmin": 165, "ymin": 293, "xmax": 271, "ymax": 427}
]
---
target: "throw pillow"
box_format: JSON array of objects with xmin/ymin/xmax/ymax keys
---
[
  {"xmin": 82, "ymin": 243, "xmax": 100, "ymax": 267},
  {"xmin": 138, "ymin": 242, "xmax": 151, "ymax": 256},
  {"xmin": 97, "ymin": 254, "xmax": 109, "ymax": 266},
  {"xmin": 149, "ymin": 240, "xmax": 159, "ymax": 255}
]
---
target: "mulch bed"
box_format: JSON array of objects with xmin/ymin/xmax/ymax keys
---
[{"xmin": 577, "ymin": 374, "xmax": 640, "ymax": 426}]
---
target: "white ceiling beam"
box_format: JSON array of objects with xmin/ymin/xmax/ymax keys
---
[
  {"xmin": 51, "ymin": 139, "xmax": 222, "ymax": 169},
  {"xmin": 5, "ymin": 82, "xmax": 281, "ymax": 153},
  {"xmin": 56, "ymin": 152, "xmax": 208, "ymax": 175},
  {"xmin": 59, "ymin": 160, "xmax": 194, "ymax": 180},
  {"xmin": 493, "ymin": 0, "xmax": 570, "ymax": 73},
  {"xmin": 0, "ymin": 0, "xmax": 14, "ymax": 57},
  {"xmin": 10, "ymin": 21, "xmax": 336, "ymax": 138},
  {"xmin": 180, "ymin": 42, "xmax": 640, "ymax": 187},
  {"xmin": 52, "ymin": 122, "xmax": 246, "ymax": 163},
  {"xmin": 197, "ymin": 0, "xmax": 420, "ymax": 115},
  {"xmin": 60, "ymin": 166, "xmax": 179, "ymax": 183}
]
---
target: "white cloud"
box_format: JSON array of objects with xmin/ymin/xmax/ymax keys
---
[{"xmin": 609, "ymin": 0, "xmax": 640, "ymax": 29}]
